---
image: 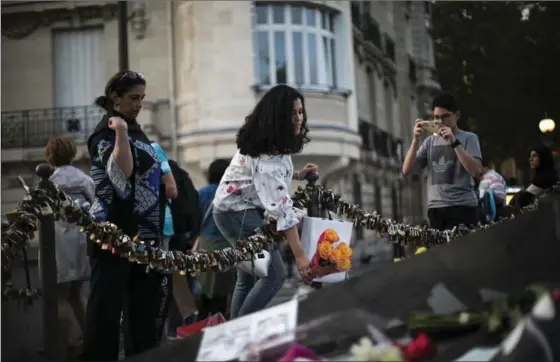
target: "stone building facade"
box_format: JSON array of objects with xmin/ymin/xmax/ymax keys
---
[{"xmin": 1, "ymin": 1, "xmax": 440, "ymax": 233}]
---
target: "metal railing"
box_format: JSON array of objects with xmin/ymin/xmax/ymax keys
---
[
  {"xmin": 1, "ymin": 105, "xmax": 165, "ymax": 149},
  {"xmin": 1, "ymin": 105, "xmax": 106, "ymax": 149}
]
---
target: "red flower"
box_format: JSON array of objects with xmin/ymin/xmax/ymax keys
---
[
  {"xmin": 226, "ymin": 184, "xmax": 242, "ymax": 196},
  {"xmin": 552, "ymin": 288, "xmax": 560, "ymax": 302},
  {"xmin": 399, "ymin": 334, "xmax": 437, "ymax": 361}
]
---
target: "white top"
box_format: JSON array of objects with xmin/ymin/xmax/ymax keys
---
[
  {"xmin": 526, "ymin": 184, "xmax": 544, "ymax": 196},
  {"xmin": 213, "ymin": 150, "xmax": 306, "ymax": 231},
  {"xmin": 478, "ymin": 169, "xmax": 507, "ymax": 204}
]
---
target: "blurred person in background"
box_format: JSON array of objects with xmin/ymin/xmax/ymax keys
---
[
  {"xmin": 193, "ymin": 158, "xmax": 235, "ymax": 320},
  {"xmin": 150, "ymin": 141, "xmax": 177, "ymax": 344},
  {"xmin": 478, "ymin": 160, "xmax": 507, "ymax": 222},
  {"xmin": 551, "ymin": 145, "xmax": 560, "ymax": 177},
  {"xmin": 45, "ymin": 136, "xmax": 94, "ymax": 359},
  {"xmin": 151, "ymin": 142, "xmax": 178, "ymax": 250},
  {"xmin": 511, "ymin": 145, "xmax": 559, "ymax": 209},
  {"xmin": 527, "ymin": 145, "xmax": 558, "ymax": 195}
]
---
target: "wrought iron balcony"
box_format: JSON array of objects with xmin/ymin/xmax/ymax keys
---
[
  {"xmin": 358, "ymin": 120, "xmax": 403, "ymax": 165},
  {"xmin": 1, "ymin": 106, "xmax": 106, "ymax": 149}
]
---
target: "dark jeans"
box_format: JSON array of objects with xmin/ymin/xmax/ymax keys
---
[
  {"xmin": 427, "ymin": 206, "xmax": 478, "ymax": 231},
  {"xmin": 82, "ymin": 247, "xmax": 162, "ymax": 361},
  {"xmin": 214, "ymin": 209, "xmax": 286, "ymax": 319}
]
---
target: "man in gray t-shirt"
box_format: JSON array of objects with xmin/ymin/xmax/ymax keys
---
[{"xmin": 402, "ymin": 92, "xmax": 482, "ymax": 230}]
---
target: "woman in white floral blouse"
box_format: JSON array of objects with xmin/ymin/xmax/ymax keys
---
[{"xmin": 213, "ymin": 84, "xmax": 318, "ymax": 318}]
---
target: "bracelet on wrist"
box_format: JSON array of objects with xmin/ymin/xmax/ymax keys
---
[{"xmin": 450, "ymin": 139, "xmax": 461, "ymax": 148}]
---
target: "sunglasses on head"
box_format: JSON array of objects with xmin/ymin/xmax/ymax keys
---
[
  {"xmin": 119, "ymin": 71, "xmax": 144, "ymax": 81},
  {"xmin": 107, "ymin": 71, "xmax": 145, "ymax": 93}
]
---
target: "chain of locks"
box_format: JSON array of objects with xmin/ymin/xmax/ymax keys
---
[
  {"xmin": 2, "ymin": 172, "xmax": 558, "ymax": 304},
  {"xmin": 292, "ymin": 182, "xmax": 559, "ymax": 248},
  {"xmin": 1, "ymin": 175, "xmax": 284, "ymax": 304}
]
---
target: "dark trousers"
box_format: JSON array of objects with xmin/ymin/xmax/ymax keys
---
[
  {"xmin": 81, "ymin": 248, "xmax": 162, "ymax": 361},
  {"xmin": 198, "ymin": 295, "xmax": 228, "ymax": 321},
  {"xmin": 155, "ymin": 274, "xmax": 173, "ymax": 343},
  {"xmin": 427, "ymin": 206, "xmax": 478, "ymax": 231}
]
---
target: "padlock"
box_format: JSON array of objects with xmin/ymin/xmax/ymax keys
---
[{"xmin": 39, "ymin": 203, "xmax": 53, "ymax": 216}]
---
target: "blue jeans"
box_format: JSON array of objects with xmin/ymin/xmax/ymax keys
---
[{"xmin": 213, "ymin": 209, "xmax": 286, "ymax": 318}]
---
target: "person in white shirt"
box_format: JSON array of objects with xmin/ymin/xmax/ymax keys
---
[
  {"xmin": 478, "ymin": 161, "xmax": 507, "ymax": 204},
  {"xmin": 478, "ymin": 160, "xmax": 507, "ymax": 221},
  {"xmin": 213, "ymin": 84, "xmax": 318, "ymax": 318}
]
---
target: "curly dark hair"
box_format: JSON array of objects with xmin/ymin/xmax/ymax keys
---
[
  {"xmin": 44, "ymin": 136, "xmax": 77, "ymax": 167},
  {"xmin": 236, "ymin": 84, "xmax": 310, "ymax": 157}
]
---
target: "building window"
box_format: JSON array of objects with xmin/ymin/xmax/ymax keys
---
[
  {"xmin": 363, "ymin": 15, "xmax": 382, "ymax": 49},
  {"xmin": 374, "ymin": 183, "xmax": 382, "ymax": 217},
  {"xmin": 254, "ymin": 3, "xmax": 337, "ymax": 88},
  {"xmin": 384, "ymin": 34, "xmax": 396, "ymax": 63},
  {"xmin": 408, "ymin": 57, "xmax": 417, "ymax": 82},
  {"xmin": 359, "ymin": 120, "xmax": 373, "ymax": 151},
  {"xmin": 393, "ymin": 139, "xmax": 404, "ymax": 163},
  {"xmin": 352, "ymin": 174, "xmax": 364, "ymax": 240},
  {"xmin": 53, "ymin": 28, "xmax": 105, "ymax": 108},
  {"xmin": 424, "ymin": 1, "xmax": 432, "ymax": 15},
  {"xmin": 391, "ymin": 184, "xmax": 399, "ymax": 221},
  {"xmin": 350, "ymin": 1, "xmax": 361, "ymax": 28},
  {"xmin": 384, "ymin": 81, "xmax": 394, "ymax": 135},
  {"xmin": 366, "ymin": 68, "xmax": 377, "ymax": 124}
]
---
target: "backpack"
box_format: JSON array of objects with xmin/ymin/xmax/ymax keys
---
[{"xmin": 168, "ymin": 160, "xmax": 201, "ymax": 239}]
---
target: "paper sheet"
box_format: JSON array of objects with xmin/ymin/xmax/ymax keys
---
[{"xmin": 196, "ymin": 299, "xmax": 298, "ymax": 361}]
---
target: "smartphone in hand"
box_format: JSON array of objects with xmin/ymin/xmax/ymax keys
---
[{"xmin": 422, "ymin": 121, "xmax": 442, "ymax": 134}]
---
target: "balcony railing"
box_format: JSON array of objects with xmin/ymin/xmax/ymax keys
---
[
  {"xmin": 358, "ymin": 120, "xmax": 403, "ymax": 164},
  {"xmin": 1, "ymin": 106, "xmax": 106, "ymax": 149}
]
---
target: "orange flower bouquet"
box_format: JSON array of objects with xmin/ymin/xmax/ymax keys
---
[{"xmin": 311, "ymin": 228, "xmax": 353, "ymax": 277}]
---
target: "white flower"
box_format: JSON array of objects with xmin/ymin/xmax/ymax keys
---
[
  {"xmin": 458, "ymin": 312, "xmax": 470, "ymax": 324},
  {"xmin": 349, "ymin": 337, "xmax": 404, "ymax": 361}
]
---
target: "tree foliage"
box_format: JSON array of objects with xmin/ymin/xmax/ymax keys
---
[{"xmin": 432, "ymin": 1, "xmax": 560, "ymax": 169}]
